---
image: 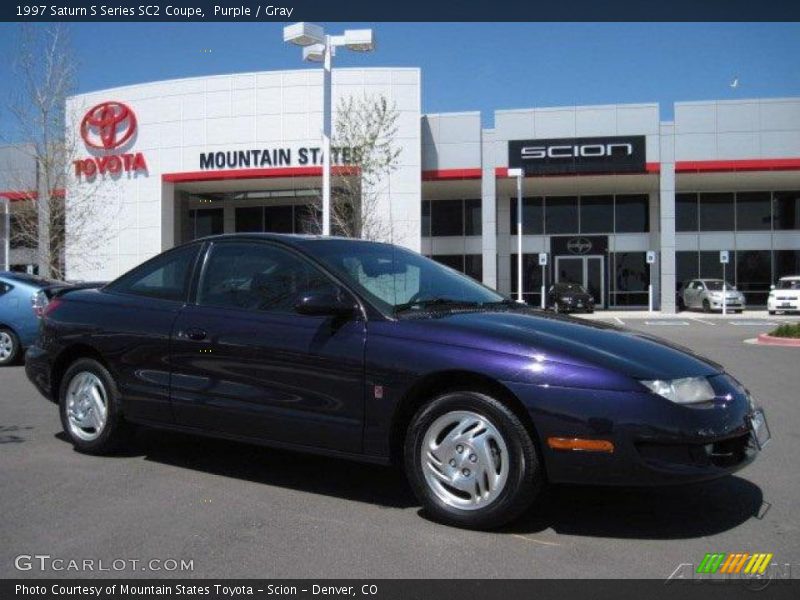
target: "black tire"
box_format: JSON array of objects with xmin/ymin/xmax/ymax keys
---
[
  {"xmin": 59, "ymin": 358, "xmax": 132, "ymax": 455},
  {"xmin": 404, "ymin": 391, "xmax": 543, "ymax": 530},
  {"xmin": 768, "ymin": 310, "xmax": 776, "ymax": 316},
  {"xmin": 703, "ymin": 299, "xmax": 711, "ymax": 313},
  {"xmin": 0, "ymin": 327, "xmax": 21, "ymax": 366}
]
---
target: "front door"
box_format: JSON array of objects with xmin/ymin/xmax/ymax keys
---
[
  {"xmin": 555, "ymin": 255, "xmax": 605, "ymax": 308},
  {"xmin": 169, "ymin": 240, "xmax": 367, "ymax": 453}
]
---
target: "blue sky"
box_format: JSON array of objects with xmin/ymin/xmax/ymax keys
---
[{"xmin": 1, "ymin": 22, "xmax": 799, "ymax": 137}]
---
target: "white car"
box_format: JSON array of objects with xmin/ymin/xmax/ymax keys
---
[{"xmin": 768, "ymin": 276, "xmax": 800, "ymax": 315}]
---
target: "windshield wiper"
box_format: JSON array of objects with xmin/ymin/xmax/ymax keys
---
[{"xmin": 394, "ymin": 297, "xmax": 480, "ymax": 313}]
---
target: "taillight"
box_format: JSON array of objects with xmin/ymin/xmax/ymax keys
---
[
  {"xmin": 31, "ymin": 290, "xmax": 49, "ymax": 318},
  {"xmin": 42, "ymin": 297, "xmax": 63, "ymax": 318}
]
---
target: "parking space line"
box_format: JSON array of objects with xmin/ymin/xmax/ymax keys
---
[
  {"xmin": 614, "ymin": 317, "xmax": 625, "ymax": 325},
  {"xmin": 511, "ymin": 534, "xmax": 561, "ymax": 547},
  {"xmin": 730, "ymin": 321, "xmax": 778, "ymax": 327},
  {"xmin": 644, "ymin": 321, "xmax": 690, "ymax": 326},
  {"xmin": 689, "ymin": 317, "xmax": 716, "ymax": 326}
]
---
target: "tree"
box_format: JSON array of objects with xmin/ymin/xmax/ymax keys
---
[
  {"xmin": 3, "ymin": 24, "xmax": 116, "ymax": 279},
  {"xmin": 305, "ymin": 94, "xmax": 401, "ymax": 242}
]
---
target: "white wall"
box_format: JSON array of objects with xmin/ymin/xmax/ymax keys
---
[{"xmin": 65, "ymin": 68, "xmax": 421, "ymax": 281}]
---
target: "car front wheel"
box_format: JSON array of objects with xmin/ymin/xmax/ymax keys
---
[
  {"xmin": 0, "ymin": 328, "xmax": 20, "ymax": 366},
  {"xmin": 405, "ymin": 391, "xmax": 543, "ymax": 529},
  {"xmin": 59, "ymin": 358, "xmax": 132, "ymax": 454}
]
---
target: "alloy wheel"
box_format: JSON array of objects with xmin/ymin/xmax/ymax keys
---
[
  {"xmin": 420, "ymin": 410, "xmax": 510, "ymax": 510},
  {"xmin": 0, "ymin": 332, "xmax": 14, "ymax": 361},
  {"xmin": 65, "ymin": 371, "xmax": 108, "ymax": 441}
]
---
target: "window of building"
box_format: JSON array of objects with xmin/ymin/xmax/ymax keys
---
[
  {"xmin": 430, "ymin": 199, "xmax": 465, "ymax": 236},
  {"xmin": 198, "ymin": 241, "xmax": 331, "ymax": 313},
  {"xmin": 263, "ymin": 205, "xmax": 294, "ymax": 233},
  {"xmin": 235, "ymin": 207, "xmax": 263, "ymax": 232},
  {"xmin": 699, "ymin": 193, "xmax": 735, "ymax": 231},
  {"xmin": 186, "ymin": 208, "xmax": 224, "ymax": 241},
  {"xmin": 545, "ymin": 196, "xmax": 578, "ymax": 234},
  {"xmin": 676, "ymin": 251, "xmax": 699, "ymax": 289},
  {"xmin": 610, "ymin": 252, "xmax": 649, "ymax": 306},
  {"xmin": 509, "ymin": 197, "xmax": 544, "ymax": 235},
  {"xmin": 421, "ymin": 200, "xmax": 431, "ymax": 237},
  {"xmin": 736, "ymin": 192, "xmax": 771, "ymax": 231},
  {"xmin": 464, "ymin": 199, "xmax": 482, "ymax": 236},
  {"xmin": 106, "ymin": 243, "xmax": 201, "ymax": 302},
  {"xmin": 773, "ymin": 191, "xmax": 800, "ymax": 230},
  {"xmin": 774, "ymin": 250, "xmax": 800, "ymax": 280},
  {"xmin": 676, "ymin": 193, "xmax": 699, "ymax": 232},
  {"xmin": 431, "ymin": 255, "xmax": 463, "ymax": 271},
  {"xmin": 699, "ymin": 250, "xmax": 733, "ymax": 281},
  {"xmin": 510, "ymin": 253, "xmax": 549, "ymax": 306},
  {"xmin": 464, "ymin": 254, "xmax": 483, "ymax": 281},
  {"xmin": 580, "ymin": 195, "xmax": 614, "ymax": 234},
  {"xmin": 614, "ymin": 195, "xmax": 649, "ymax": 233},
  {"xmin": 736, "ymin": 250, "xmax": 771, "ymax": 305},
  {"xmin": 294, "ymin": 204, "xmax": 321, "ymax": 234}
]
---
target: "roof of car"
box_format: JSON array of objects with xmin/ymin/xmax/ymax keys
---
[
  {"xmin": 779, "ymin": 275, "xmax": 800, "ymax": 281},
  {"xmin": 191, "ymin": 233, "xmax": 395, "ymax": 249}
]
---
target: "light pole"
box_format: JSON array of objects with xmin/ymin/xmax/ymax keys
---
[
  {"xmin": 283, "ymin": 23, "xmax": 375, "ymax": 236},
  {"xmin": 508, "ymin": 168, "xmax": 524, "ymax": 303}
]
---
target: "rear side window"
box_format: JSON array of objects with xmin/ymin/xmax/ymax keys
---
[
  {"xmin": 106, "ymin": 244, "xmax": 200, "ymax": 302},
  {"xmin": 197, "ymin": 242, "xmax": 332, "ymax": 313},
  {"xmin": 0, "ymin": 282, "xmax": 10, "ymax": 297}
]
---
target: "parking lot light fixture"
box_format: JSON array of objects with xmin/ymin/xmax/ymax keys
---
[{"xmin": 283, "ymin": 23, "xmax": 376, "ymax": 237}]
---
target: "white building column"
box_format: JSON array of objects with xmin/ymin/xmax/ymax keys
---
[
  {"xmin": 481, "ymin": 129, "xmax": 498, "ymax": 289},
  {"xmin": 659, "ymin": 123, "xmax": 677, "ymax": 313}
]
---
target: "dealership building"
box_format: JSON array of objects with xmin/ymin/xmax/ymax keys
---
[{"xmin": 2, "ymin": 67, "xmax": 799, "ymax": 312}]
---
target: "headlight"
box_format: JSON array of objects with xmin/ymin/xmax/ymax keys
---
[
  {"xmin": 560, "ymin": 296, "xmax": 572, "ymax": 303},
  {"xmin": 641, "ymin": 376, "xmax": 716, "ymax": 405}
]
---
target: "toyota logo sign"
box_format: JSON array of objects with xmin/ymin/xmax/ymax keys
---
[
  {"xmin": 80, "ymin": 101, "xmax": 137, "ymax": 150},
  {"xmin": 566, "ymin": 237, "xmax": 592, "ymax": 255}
]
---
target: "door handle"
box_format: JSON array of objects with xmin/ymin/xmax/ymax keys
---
[{"xmin": 182, "ymin": 328, "xmax": 208, "ymax": 341}]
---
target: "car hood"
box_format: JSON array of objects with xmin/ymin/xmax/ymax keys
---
[{"xmin": 394, "ymin": 309, "xmax": 722, "ymax": 380}]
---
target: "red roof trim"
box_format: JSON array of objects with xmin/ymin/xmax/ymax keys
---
[
  {"xmin": 0, "ymin": 188, "xmax": 65, "ymax": 201},
  {"xmin": 422, "ymin": 168, "xmax": 482, "ymax": 181},
  {"xmin": 162, "ymin": 166, "xmax": 358, "ymax": 183},
  {"xmin": 675, "ymin": 158, "xmax": 800, "ymax": 173}
]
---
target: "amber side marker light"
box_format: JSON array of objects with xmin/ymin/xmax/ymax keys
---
[{"xmin": 547, "ymin": 437, "xmax": 615, "ymax": 453}]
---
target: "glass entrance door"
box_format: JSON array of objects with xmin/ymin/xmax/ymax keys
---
[{"xmin": 555, "ymin": 255, "xmax": 605, "ymax": 308}]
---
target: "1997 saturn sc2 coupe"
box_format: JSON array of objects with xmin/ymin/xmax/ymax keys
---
[{"xmin": 26, "ymin": 234, "xmax": 770, "ymax": 529}]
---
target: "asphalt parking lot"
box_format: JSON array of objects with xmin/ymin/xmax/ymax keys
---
[{"xmin": 1, "ymin": 316, "xmax": 798, "ymax": 579}]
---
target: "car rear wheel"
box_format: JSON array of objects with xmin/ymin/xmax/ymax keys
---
[
  {"xmin": 405, "ymin": 391, "xmax": 543, "ymax": 530},
  {"xmin": 59, "ymin": 358, "xmax": 132, "ymax": 454},
  {"xmin": 0, "ymin": 328, "xmax": 20, "ymax": 366}
]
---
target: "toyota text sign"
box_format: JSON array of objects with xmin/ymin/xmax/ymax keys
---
[{"xmin": 509, "ymin": 135, "xmax": 646, "ymax": 176}]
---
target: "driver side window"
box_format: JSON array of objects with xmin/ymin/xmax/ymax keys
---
[{"xmin": 197, "ymin": 242, "xmax": 332, "ymax": 313}]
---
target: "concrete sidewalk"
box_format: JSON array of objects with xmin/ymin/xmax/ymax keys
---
[{"xmin": 577, "ymin": 309, "xmax": 800, "ymax": 322}]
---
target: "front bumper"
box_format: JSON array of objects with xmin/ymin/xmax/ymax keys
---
[
  {"xmin": 768, "ymin": 297, "xmax": 800, "ymax": 312},
  {"xmin": 708, "ymin": 297, "xmax": 745, "ymax": 310},
  {"xmin": 506, "ymin": 374, "xmax": 761, "ymax": 486}
]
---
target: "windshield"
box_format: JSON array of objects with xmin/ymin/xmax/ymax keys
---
[
  {"xmin": 310, "ymin": 239, "xmax": 506, "ymax": 314},
  {"xmin": 555, "ymin": 283, "xmax": 586, "ymax": 294},
  {"xmin": 777, "ymin": 279, "xmax": 800, "ymax": 290},
  {"xmin": 704, "ymin": 281, "xmax": 735, "ymax": 291}
]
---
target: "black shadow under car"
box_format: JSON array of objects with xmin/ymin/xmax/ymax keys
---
[{"xmin": 26, "ymin": 234, "xmax": 770, "ymax": 529}]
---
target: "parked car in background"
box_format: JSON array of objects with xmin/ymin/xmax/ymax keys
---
[
  {"xmin": 680, "ymin": 279, "xmax": 746, "ymax": 313},
  {"xmin": 546, "ymin": 282, "xmax": 595, "ymax": 313},
  {"xmin": 0, "ymin": 272, "xmax": 69, "ymax": 365},
  {"xmin": 25, "ymin": 234, "xmax": 769, "ymax": 529},
  {"xmin": 768, "ymin": 276, "xmax": 800, "ymax": 315}
]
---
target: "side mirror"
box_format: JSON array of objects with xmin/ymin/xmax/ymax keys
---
[{"xmin": 295, "ymin": 288, "xmax": 358, "ymax": 317}]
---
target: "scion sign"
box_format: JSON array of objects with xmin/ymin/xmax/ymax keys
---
[{"xmin": 509, "ymin": 135, "xmax": 646, "ymax": 175}]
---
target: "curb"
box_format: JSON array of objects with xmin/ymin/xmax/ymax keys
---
[{"xmin": 757, "ymin": 333, "xmax": 800, "ymax": 347}]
